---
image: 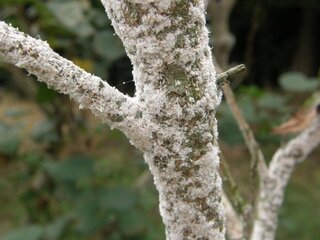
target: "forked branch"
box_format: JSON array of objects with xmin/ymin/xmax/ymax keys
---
[
  {"xmin": 0, "ymin": 21, "xmax": 149, "ymax": 148},
  {"xmin": 251, "ymin": 112, "xmax": 320, "ymax": 240}
]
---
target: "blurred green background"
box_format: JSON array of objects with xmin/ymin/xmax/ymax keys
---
[{"xmin": 0, "ymin": 0, "xmax": 319, "ymax": 239}]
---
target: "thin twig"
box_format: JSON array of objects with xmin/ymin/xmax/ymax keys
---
[
  {"xmin": 215, "ymin": 61, "xmax": 268, "ymax": 238},
  {"xmin": 215, "ymin": 63, "xmax": 268, "ymax": 179},
  {"xmin": 250, "ymin": 114, "xmax": 320, "ymax": 240},
  {"xmin": 221, "ymin": 83, "xmax": 268, "ymax": 179},
  {"xmin": 220, "ymin": 152, "xmax": 247, "ymax": 215},
  {"xmin": 217, "ymin": 64, "xmax": 246, "ymax": 84}
]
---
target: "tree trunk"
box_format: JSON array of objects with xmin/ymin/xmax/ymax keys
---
[
  {"xmin": 1, "ymin": 1, "xmax": 225, "ymax": 239},
  {"xmin": 101, "ymin": 1, "xmax": 225, "ymax": 238}
]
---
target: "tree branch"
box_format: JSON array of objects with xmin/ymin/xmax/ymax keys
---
[
  {"xmin": 220, "ymin": 153, "xmax": 246, "ymax": 240},
  {"xmin": 220, "ymin": 152, "xmax": 246, "ymax": 217},
  {"xmin": 250, "ymin": 112, "xmax": 320, "ymax": 240},
  {"xmin": 217, "ymin": 64, "xmax": 246, "ymax": 86},
  {"xmin": 208, "ymin": 0, "xmax": 268, "ymax": 236},
  {"xmin": 0, "ymin": 21, "xmax": 150, "ymax": 149},
  {"xmin": 221, "ymin": 83, "xmax": 268, "ymax": 179},
  {"xmin": 101, "ymin": 1, "xmax": 226, "ymax": 239},
  {"xmin": 222, "ymin": 192, "xmax": 245, "ymax": 240}
]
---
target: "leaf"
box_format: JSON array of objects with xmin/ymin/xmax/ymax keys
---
[
  {"xmin": 257, "ymin": 92, "xmax": 288, "ymax": 112},
  {"xmin": 31, "ymin": 120, "xmax": 59, "ymax": 144},
  {"xmin": 238, "ymin": 95, "xmax": 260, "ymax": 123},
  {"xmin": 5, "ymin": 108, "xmax": 30, "ymax": 118},
  {"xmin": 73, "ymin": 194, "xmax": 114, "ymax": 235},
  {"xmin": 75, "ymin": 209, "xmax": 113, "ymax": 235},
  {"xmin": 99, "ymin": 187, "xmax": 137, "ymax": 211},
  {"xmin": 119, "ymin": 210, "xmax": 145, "ymax": 236},
  {"xmin": 44, "ymin": 217, "xmax": 70, "ymax": 240},
  {"xmin": 36, "ymin": 83, "xmax": 57, "ymax": 104},
  {"xmin": 217, "ymin": 103, "xmax": 243, "ymax": 144},
  {"xmin": 46, "ymin": 0, "xmax": 93, "ymax": 37},
  {"xmin": 93, "ymin": 31, "xmax": 125, "ymax": 61},
  {"xmin": 43, "ymin": 155, "xmax": 94, "ymax": 182},
  {"xmin": 87, "ymin": 9, "xmax": 110, "ymax": 28},
  {"xmin": 279, "ymin": 72, "xmax": 320, "ymax": 92},
  {"xmin": 0, "ymin": 123, "xmax": 21, "ymax": 156},
  {"xmin": 2, "ymin": 225, "xmax": 43, "ymax": 240}
]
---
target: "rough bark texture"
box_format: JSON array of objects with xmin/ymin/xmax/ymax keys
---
[
  {"xmin": 250, "ymin": 114, "xmax": 320, "ymax": 240},
  {"xmin": 221, "ymin": 192, "xmax": 244, "ymax": 240},
  {"xmin": 0, "ymin": 21, "xmax": 147, "ymax": 149},
  {"xmin": 208, "ymin": 1, "xmax": 247, "ymax": 238},
  {"xmin": 101, "ymin": 1, "xmax": 224, "ymax": 239},
  {"xmin": 1, "ymin": 1, "xmax": 225, "ymax": 239}
]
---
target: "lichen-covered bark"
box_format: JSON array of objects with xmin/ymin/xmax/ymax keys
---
[
  {"xmin": 0, "ymin": 1, "xmax": 225, "ymax": 239},
  {"xmin": 0, "ymin": 21, "xmax": 152, "ymax": 149},
  {"xmin": 102, "ymin": 1, "xmax": 225, "ymax": 239},
  {"xmin": 250, "ymin": 115, "xmax": 320, "ymax": 240}
]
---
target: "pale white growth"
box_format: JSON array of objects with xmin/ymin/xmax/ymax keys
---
[
  {"xmin": 173, "ymin": 104, "xmax": 183, "ymax": 118},
  {"xmin": 165, "ymin": 33, "xmax": 177, "ymax": 52},
  {"xmin": 251, "ymin": 116, "xmax": 320, "ymax": 240},
  {"xmin": 0, "ymin": 21, "xmax": 151, "ymax": 151},
  {"xmin": 1, "ymin": 1, "xmax": 226, "ymax": 239},
  {"xmin": 131, "ymin": 0, "xmax": 157, "ymax": 3},
  {"xmin": 222, "ymin": 192, "xmax": 244, "ymax": 239},
  {"xmin": 142, "ymin": 10, "xmax": 172, "ymax": 34},
  {"xmin": 188, "ymin": 97, "xmax": 195, "ymax": 103},
  {"xmin": 151, "ymin": 0, "xmax": 172, "ymax": 11}
]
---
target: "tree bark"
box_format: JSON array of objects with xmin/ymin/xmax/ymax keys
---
[
  {"xmin": 102, "ymin": 1, "xmax": 224, "ymax": 238},
  {"xmin": 1, "ymin": 1, "xmax": 225, "ymax": 239},
  {"xmin": 250, "ymin": 114, "xmax": 320, "ymax": 240}
]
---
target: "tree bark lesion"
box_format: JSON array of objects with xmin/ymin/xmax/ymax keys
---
[
  {"xmin": 0, "ymin": 21, "xmax": 147, "ymax": 145},
  {"xmin": 1, "ymin": 1, "xmax": 226, "ymax": 239}
]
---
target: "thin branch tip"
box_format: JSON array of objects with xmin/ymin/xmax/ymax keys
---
[{"xmin": 217, "ymin": 64, "xmax": 246, "ymax": 83}]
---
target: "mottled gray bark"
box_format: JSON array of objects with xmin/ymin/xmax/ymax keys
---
[
  {"xmin": 101, "ymin": 1, "xmax": 224, "ymax": 239},
  {"xmin": 0, "ymin": 1, "xmax": 225, "ymax": 239},
  {"xmin": 251, "ymin": 115, "xmax": 320, "ymax": 240}
]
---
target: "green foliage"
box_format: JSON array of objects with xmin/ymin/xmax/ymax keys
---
[
  {"xmin": 43, "ymin": 156, "xmax": 94, "ymax": 182},
  {"xmin": 277, "ymin": 159, "xmax": 320, "ymax": 240},
  {"xmin": 36, "ymin": 84, "xmax": 58, "ymax": 104},
  {"xmin": 47, "ymin": 0, "xmax": 94, "ymax": 37},
  {"xmin": 279, "ymin": 72, "xmax": 320, "ymax": 92},
  {"xmin": 218, "ymin": 86, "xmax": 290, "ymax": 144},
  {"xmin": 256, "ymin": 92, "xmax": 288, "ymax": 112},
  {"xmin": 3, "ymin": 217, "xmax": 71, "ymax": 240},
  {"xmin": 0, "ymin": 0, "xmax": 319, "ymax": 239},
  {"xmin": 0, "ymin": 123, "xmax": 21, "ymax": 157},
  {"xmin": 93, "ymin": 31, "xmax": 126, "ymax": 61},
  {"xmin": 3, "ymin": 225, "xmax": 43, "ymax": 240},
  {"xmin": 218, "ymin": 70, "xmax": 320, "ymax": 145},
  {"xmin": 0, "ymin": 0, "xmax": 127, "ymax": 85},
  {"xmin": 31, "ymin": 120, "xmax": 59, "ymax": 144},
  {"xmin": 1, "ymin": 146, "xmax": 164, "ymax": 239}
]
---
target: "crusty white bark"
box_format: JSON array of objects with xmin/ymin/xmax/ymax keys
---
[
  {"xmin": 221, "ymin": 192, "xmax": 244, "ymax": 240},
  {"xmin": 0, "ymin": 21, "xmax": 152, "ymax": 150},
  {"xmin": 0, "ymin": 1, "xmax": 225, "ymax": 239},
  {"xmin": 250, "ymin": 114, "xmax": 320, "ymax": 240},
  {"xmin": 102, "ymin": 1, "xmax": 225, "ymax": 239}
]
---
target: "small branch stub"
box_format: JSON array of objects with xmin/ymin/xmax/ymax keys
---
[{"xmin": 217, "ymin": 64, "xmax": 246, "ymax": 87}]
